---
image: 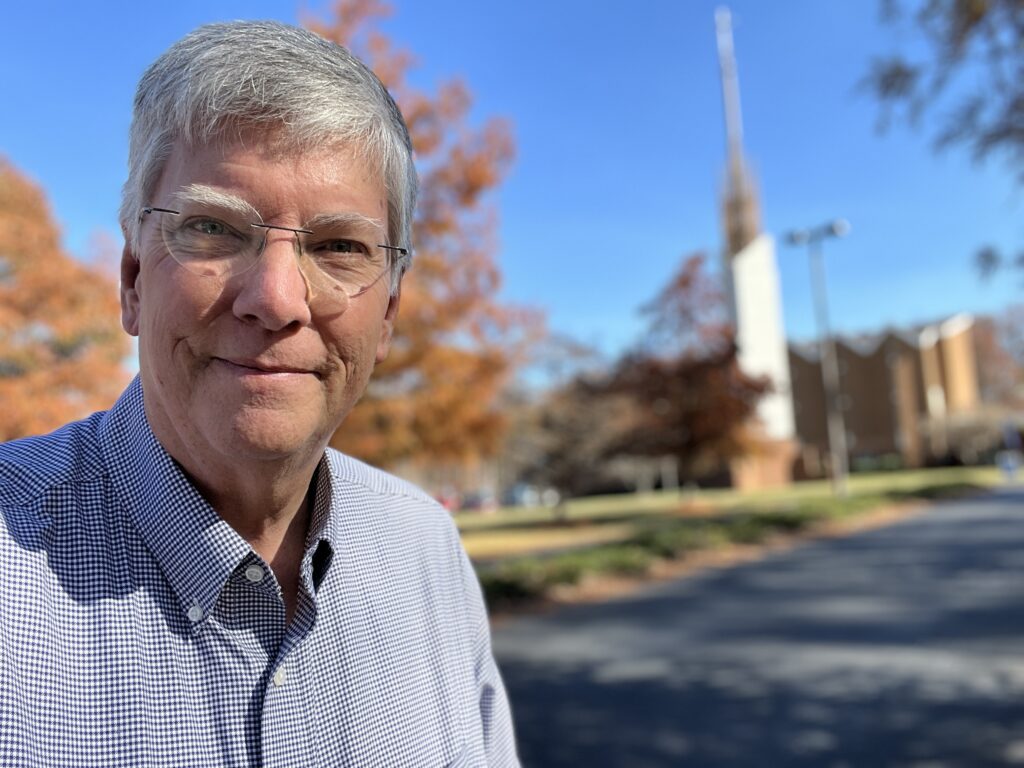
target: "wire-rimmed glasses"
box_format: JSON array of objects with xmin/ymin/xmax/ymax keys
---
[{"xmin": 141, "ymin": 203, "xmax": 407, "ymax": 299}]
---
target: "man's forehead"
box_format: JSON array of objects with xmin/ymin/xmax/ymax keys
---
[
  {"xmin": 163, "ymin": 132, "xmax": 378, "ymax": 183},
  {"xmin": 157, "ymin": 136, "xmax": 388, "ymax": 225}
]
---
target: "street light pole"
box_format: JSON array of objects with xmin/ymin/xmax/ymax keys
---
[{"xmin": 786, "ymin": 220, "xmax": 850, "ymax": 498}]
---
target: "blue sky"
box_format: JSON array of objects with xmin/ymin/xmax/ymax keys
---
[{"xmin": 2, "ymin": 1, "xmax": 1021, "ymax": 359}]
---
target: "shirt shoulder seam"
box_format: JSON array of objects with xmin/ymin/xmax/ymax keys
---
[{"xmin": 0, "ymin": 464, "xmax": 111, "ymax": 511}]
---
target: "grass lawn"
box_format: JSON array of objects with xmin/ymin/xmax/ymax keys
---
[
  {"xmin": 458, "ymin": 465, "xmax": 1003, "ymax": 561},
  {"xmin": 459, "ymin": 523, "xmax": 638, "ymax": 562},
  {"xmin": 468, "ymin": 465, "xmax": 1006, "ymax": 610}
]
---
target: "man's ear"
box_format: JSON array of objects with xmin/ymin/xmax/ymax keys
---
[
  {"xmin": 375, "ymin": 287, "xmax": 401, "ymax": 364},
  {"xmin": 120, "ymin": 240, "xmax": 142, "ymax": 337}
]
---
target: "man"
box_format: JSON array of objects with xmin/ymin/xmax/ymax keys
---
[{"xmin": 0, "ymin": 20, "xmax": 518, "ymax": 767}]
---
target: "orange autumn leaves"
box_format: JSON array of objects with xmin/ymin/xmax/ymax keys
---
[{"xmin": 0, "ymin": 159, "xmax": 129, "ymax": 441}]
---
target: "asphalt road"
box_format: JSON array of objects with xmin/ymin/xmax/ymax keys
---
[{"xmin": 492, "ymin": 488, "xmax": 1024, "ymax": 768}]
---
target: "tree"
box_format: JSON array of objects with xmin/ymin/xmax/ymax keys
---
[
  {"xmin": 0, "ymin": 158, "xmax": 129, "ymax": 441},
  {"xmin": 977, "ymin": 305, "xmax": 1024, "ymax": 404},
  {"xmin": 494, "ymin": 335, "xmax": 630, "ymax": 501},
  {"xmin": 509, "ymin": 254, "xmax": 768, "ymax": 495},
  {"xmin": 306, "ymin": 0, "xmax": 541, "ymax": 471},
  {"xmin": 603, "ymin": 345, "xmax": 769, "ymax": 479},
  {"xmin": 508, "ymin": 373, "xmax": 638, "ymax": 501},
  {"xmin": 637, "ymin": 252, "xmax": 733, "ymax": 358},
  {"xmin": 864, "ymin": 0, "xmax": 1024, "ymax": 174},
  {"xmin": 862, "ymin": 0, "xmax": 1024, "ymax": 277},
  {"xmin": 604, "ymin": 253, "xmax": 768, "ymax": 479}
]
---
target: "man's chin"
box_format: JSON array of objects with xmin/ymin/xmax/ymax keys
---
[{"xmin": 215, "ymin": 409, "xmax": 330, "ymax": 463}]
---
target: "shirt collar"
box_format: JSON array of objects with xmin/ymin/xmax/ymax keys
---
[
  {"xmin": 99, "ymin": 377, "xmax": 252, "ymax": 623},
  {"xmin": 304, "ymin": 459, "xmax": 339, "ymax": 593}
]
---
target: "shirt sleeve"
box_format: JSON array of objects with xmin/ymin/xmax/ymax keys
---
[{"xmin": 458, "ymin": 546, "xmax": 521, "ymax": 767}]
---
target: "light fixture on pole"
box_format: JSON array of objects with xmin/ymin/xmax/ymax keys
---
[{"xmin": 785, "ymin": 219, "xmax": 851, "ymax": 497}]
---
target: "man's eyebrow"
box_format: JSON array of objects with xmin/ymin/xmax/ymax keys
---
[
  {"xmin": 304, "ymin": 211, "xmax": 385, "ymax": 233},
  {"xmin": 170, "ymin": 185, "xmax": 259, "ymax": 218},
  {"xmin": 163, "ymin": 190, "xmax": 386, "ymax": 238}
]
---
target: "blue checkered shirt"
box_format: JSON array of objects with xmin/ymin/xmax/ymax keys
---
[{"xmin": 0, "ymin": 378, "xmax": 518, "ymax": 767}]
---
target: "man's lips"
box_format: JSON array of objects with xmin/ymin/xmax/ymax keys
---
[{"xmin": 213, "ymin": 357, "xmax": 320, "ymax": 377}]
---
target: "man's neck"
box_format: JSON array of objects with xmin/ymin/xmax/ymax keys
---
[
  {"xmin": 205, "ymin": 460, "xmax": 317, "ymax": 622},
  {"xmin": 175, "ymin": 450, "xmax": 321, "ymax": 624}
]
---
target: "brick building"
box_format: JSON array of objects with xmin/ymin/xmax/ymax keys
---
[{"xmin": 789, "ymin": 313, "xmax": 1012, "ymax": 476}]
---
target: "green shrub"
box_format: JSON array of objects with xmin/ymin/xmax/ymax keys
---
[
  {"xmin": 479, "ymin": 570, "xmax": 543, "ymax": 608},
  {"xmin": 887, "ymin": 482, "xmax": 984, "ymax": 501},
  {"xmin": 721, "ymin": 516, "xmax": 772, "ymax": 544},
  {"xmin": 757, "ymin": 509, "xmax": 816, "ymax": 532},
  {"xmin": 631, "ymin": 525, "xmax": 727, "ymax": 559},
  {"xmin": 541, "ymin": 558, "xmax": 585, "ymax": 587},
  {"xmin": 479, "ymin": 553, "xmax": 587, "ymax": 608},
  {"xmin": 580, "ymin": 546, "xmax": 655, "ymax": 576}
]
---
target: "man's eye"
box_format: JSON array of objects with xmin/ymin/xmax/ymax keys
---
[
  {"xmin": 317, "ymin": 239, "xmax": 369, "ymax": 255},
  {"xmin": 186, "ymin": 218, "xmax": 232, "ymax": 236}
]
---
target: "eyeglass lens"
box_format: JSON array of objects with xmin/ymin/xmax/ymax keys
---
[{"xmin": 147, "ymin": 205, "xmax": 391, "ymax": 298}]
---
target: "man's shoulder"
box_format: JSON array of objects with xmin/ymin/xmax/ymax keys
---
[
  {"xmin": 322, "ymin": 448, "xmax": 461, "ymax": 551},
  {"xmin": 324, "ymin": 448, "xmax": 442, "ymax": 510},
  {"xmin": 320, "ymin": 449, "xmax": 476, "ymax": 610},
  {"xmin": 0, "ymin": 412, "xmax": 109, "ymax": 509}
]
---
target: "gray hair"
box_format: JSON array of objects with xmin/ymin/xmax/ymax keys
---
[{"xmin": 120, "ymin": 20, "xmax": 416, "ymax": 294}]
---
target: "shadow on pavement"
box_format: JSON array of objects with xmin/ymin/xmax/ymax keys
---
[{"xmin": 495, "ymin": 490, "xmax": 1024, "ymax": 767}]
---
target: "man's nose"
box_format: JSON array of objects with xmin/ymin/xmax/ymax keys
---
[{"xmin": 231, "ymin": 230, "xmax": 316, "ymax": 331}]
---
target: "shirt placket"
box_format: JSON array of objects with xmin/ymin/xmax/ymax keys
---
[{"xmin": 260, "ymin": 567, "xmax": 322, "ymax": 768}]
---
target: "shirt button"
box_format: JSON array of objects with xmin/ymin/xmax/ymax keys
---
[
  {"xmin": 273, "ymin": 668, "xmax": 287, "ymax": 687},
  {"xmin": 244, "ymin": 565, "xmax": 265, "ymax": 583},
  {"xmin": 187, "ymin": 605, "xmax": 204, "ymax": 623}
]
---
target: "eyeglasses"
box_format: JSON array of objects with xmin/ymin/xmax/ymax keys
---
[{"xmin": 141, "ymin": 205, "xmax": 408, "ymax": 299}]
